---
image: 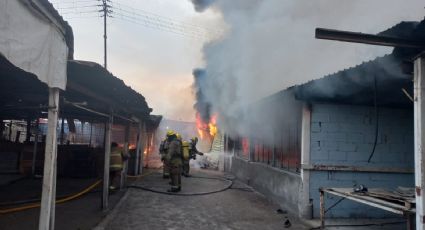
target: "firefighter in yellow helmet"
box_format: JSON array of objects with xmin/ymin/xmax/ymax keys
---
[
  {"xmin": 159, "ymin": 130, "xmax": 175, "ymax": 179},
  {"xmin": 182, "ymin": 137, "xmax": 203, "ymax": 177},
  {"xmin": 165, "ymin": 132, "xmax": 182, "ymax": 192},
  {"xmin": 109, "ymin": 142, "xmax": 130, "ymax": 190}
]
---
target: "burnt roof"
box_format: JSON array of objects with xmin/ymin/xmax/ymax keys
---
[
  {"xmin": 294, "ymin": 54, "xmax": 412, "ymax": 107},
  {"xmin": 0, "ymin": 57, "xmax": 152, "ymax": 122},
  {"xmin": 66, "ymin": 60, "xmax": 152, "ymax": 119},
  {"xmin": 290, "ymin": 19, "xmax": 425, "ymax": 107}
]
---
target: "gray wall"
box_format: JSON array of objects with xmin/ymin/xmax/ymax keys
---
[
  {"xmin": 230, "ymin": 156, "xmax": 302, "ymax": 214},
  {"xmin": 309, "ymin": 103, "xmax": 414, "ymax": 218}
]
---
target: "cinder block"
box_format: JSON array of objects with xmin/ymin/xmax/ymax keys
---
[
  {"xmin": 311, "ymin": 150, "xmax": 329, "ymax": 162},
  {"xmin": 347, "ymin": 133, "xmax": 363, "ymax": 143},
  {"xmin": 328, "ymin": 151, "xmax": 347, "ymax": 162},
  {"xmin": 326, "ymin": 133, "xmax": 347, "ymax": 142},
  {"xmin": 346, "ymin": 151, "xmax": 367, "ymax": 162},
  {"xmin": 312, "ymin": 113, "xmax": 330, "ymax": 123},
  {"xmin": 322, "ymin": 123, "xmax": 340, "ymax": 133},
  {"xmin": 311, "ymin": 122, "xmax": 321, "ymax": 133},
  {"xmin": 322, "ymin": 141, "xmax": 339, "ymax": 151},
  {"xmin": 338, "ymin": 142, "xmax": 357, "ymax": 152}
]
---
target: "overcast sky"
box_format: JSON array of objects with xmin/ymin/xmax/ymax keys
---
[{"xmin": 52, "ymin": 0, "xmax": 424, "ymax": 122}]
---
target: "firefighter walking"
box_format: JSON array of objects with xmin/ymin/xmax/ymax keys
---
[{"xmin": 165, "ymin": 131, "xmax": 182, "ymax": 192}]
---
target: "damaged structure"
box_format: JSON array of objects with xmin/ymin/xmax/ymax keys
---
[
  {"xmin": 224, "ymin": 19, "xmax": 425, "ymax": 228},
  {"xmin": 0, "ymin": 1, "xmax": 161, "ymax": 229}
]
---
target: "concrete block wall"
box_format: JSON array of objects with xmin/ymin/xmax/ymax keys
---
[
  {"xmin": 230, "ymin": 157, "xmax": 302, "ymax": 214},
  {"xmin": 309, "ymin": 103, "xmax": 414, "ymax": 218}
]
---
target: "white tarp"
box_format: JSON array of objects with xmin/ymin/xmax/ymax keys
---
[{"xmin": 0, "ymin": 0, "xmax": 68, "ymax": 89}]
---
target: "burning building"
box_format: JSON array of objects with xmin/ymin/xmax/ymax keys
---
[{"xmin": 221, "ymin": 20, "xmax": 424, "ymax": 223}]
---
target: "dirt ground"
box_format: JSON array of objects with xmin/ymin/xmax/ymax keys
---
[
  {"xmin": 0, "ymin": 176, "xmax": 125, "ymax": 230},
  {"xmin": 95, "ymin": 169, "xmax": 309, "ymax": 230}
]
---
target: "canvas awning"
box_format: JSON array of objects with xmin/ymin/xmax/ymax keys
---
[{"xmin": 0, "ymin": 0, "xmax": 69, "ymax": 90}]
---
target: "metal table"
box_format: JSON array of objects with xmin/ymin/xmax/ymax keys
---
[{"xmin": 319, "ymin": 188, "xmax": 415, "ymax": 229}]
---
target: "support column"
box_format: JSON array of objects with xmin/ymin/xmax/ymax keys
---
[
  {"xmin": 300, "ymin": 104, "xmax": 312, "ymax": 219},
  {"xmin": 139, "ymin": 122, "xmax": 146, "ymax": 175},
  {"xmin": 26, "ymin": 117, "xmax": 31, "ymax": 142},
  {"xmin": 249, "ymin": 138, "xmax": 255, "ymax": 161},
  {"xmin": 414, "ymin": 56, "xmax": 425, "ymax": 230},
  {"xmin": 120, "ymin": 123, "xmax": 130, "ymax": 189},
  {"xmin": 135, "ymin": 122, "xmax": 142, "ymax": 175},
  {"xmin": 102, "ymin": 113, "xmax": 113, "ymax": 210},
  {"xmin": 32, "ymin": 118, "xmax": 39, "ymax": 176},
  {"xmin": 38, "ymin": 88, "xmax": 60, "ymax": 230}
]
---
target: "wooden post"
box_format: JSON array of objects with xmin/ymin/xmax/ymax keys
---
[
  {"xmin": 32, "ymin": 119, "xmax": 39, "ymax": 176},
  {"xmin": 102, "ymin": 113, "xmax": 113, "ymax": 210},
  {"xmin": 320, "ymin": 189, "xmax": 325, "ymax": 229},
  {"xmin": 120, "ymin": 124, "xmax": 130, "ymax": 190},
  {"xmin": 135, "ymin": 122, "xmax": 142, "ymax": 175},
  {"xmin": 60, "ymin": 118, "xmax": 65, "ymax": 145},
  {"xmin": 26, "ymin": 117, "xmax": 31, "ymax": 142},
  {"xmin": 139, "ymin": 122, "xmax": 146, "ymax": 174},
  {"xmin": 38, "ymin": 88, "xmax": 60, "ymax": 230},
  {"xmin": 414, "ymin": 56, "xmax": 425, "ymax": 230}
]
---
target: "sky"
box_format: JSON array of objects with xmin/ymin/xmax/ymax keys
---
[
  {"xmin": 52, "ymin": 0, "xmax": 425, "ymax": 123},
  {"xmin": 52, "ymin": 0, "xmax": 220, "ymax": 121}
]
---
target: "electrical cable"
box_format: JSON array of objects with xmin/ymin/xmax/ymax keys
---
[{"xmin": 367, "ymin": 75, "xmax": 379, "ymax": 163}]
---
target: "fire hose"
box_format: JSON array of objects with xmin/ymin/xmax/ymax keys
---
[
  {"xmin": 0, "ymin": 180, "xmax": 101, "ymax": 215},
  {"xmin": 128, "ymin": 174, "xmax": 236, "ymax": 196}
]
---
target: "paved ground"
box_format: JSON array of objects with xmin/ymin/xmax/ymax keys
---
[{"xmin": 98, "ymin": 169, "xmax": 309, "ymax": 230}]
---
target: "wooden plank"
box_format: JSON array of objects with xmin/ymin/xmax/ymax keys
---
[
  {"xmin": 38, "ymin": 88, "xmax": 60, "ymax": 230},
  {"xmin": 325, "ymin": 188, "xmax": 411, "ymax": 214}
]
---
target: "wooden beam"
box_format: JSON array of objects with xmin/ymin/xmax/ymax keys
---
[
  {"xmin": 414, "ymin": 56, "xmax": 425, "ymax": 230},
  {"xmin": 134, "ymin": 122, "xmax": 142, "ymax": 175},
  {"xmin": 315, "ymin": 28, "xmax": 425, "ymax": 49},
  {"xmin": 120, "ymin": 123, "xmax": 130, "ymax": 190},
  {"xmin": 38, "ymin": 88, "xmax": 60, "ymax": 230}
]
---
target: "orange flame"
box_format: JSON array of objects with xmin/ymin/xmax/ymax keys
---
[{"xmin": 196, "ymin": 113, "xmax": 218, "ymax": 140}]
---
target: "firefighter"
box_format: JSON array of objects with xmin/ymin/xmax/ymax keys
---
[
  {"xmin": 165, "ymin": 132, "xmax": 182, "ymax": 192},
  {"xmin": 159, "ymin": 131, "xmax": 174, "ymax": 178},
  {"xmin": 109, "ymin": 142, "xmax": 129, "ymax": 190},
  {"xmin": 181, "ymin": 140, "xmax": 191, "ymax": 177}
]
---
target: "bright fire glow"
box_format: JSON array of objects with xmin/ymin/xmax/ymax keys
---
[{"xmin": 196, "ymin": 113, "xmax": 218, "ymax": 140}]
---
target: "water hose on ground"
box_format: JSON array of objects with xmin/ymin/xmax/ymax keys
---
[
  {"xmin": 0, "ymin": 180, "xmax": 101, "ymax": 214},
  {"xmin": 0, "ymin": 171, "xmax": 153, "ymax": 214},
  {"xmin": 128, "ymin": 174, "xmax": 235, "ymax": 196}
]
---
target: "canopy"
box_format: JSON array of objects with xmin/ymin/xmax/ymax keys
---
[{"xmin": 0, "ymin": 0, "xmax": 69, "ymax": 89}]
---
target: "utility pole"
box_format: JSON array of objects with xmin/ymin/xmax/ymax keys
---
[{"xmin": 100, "ymin": 0, "xmax": 112, "ymax": 70}]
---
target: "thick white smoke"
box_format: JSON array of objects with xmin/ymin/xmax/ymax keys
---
[{"xmin": 191, "ymin": 0, "xmax": 425, "ymax": 137}]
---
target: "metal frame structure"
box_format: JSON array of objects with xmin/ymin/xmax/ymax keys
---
[{"xmin": 319, "ymin": 188, "xmax": 415, "ymax": 230}]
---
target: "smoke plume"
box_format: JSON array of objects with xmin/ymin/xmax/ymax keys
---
[{"xmin": 190, "ymin": 0, "xmax": 424, "ymax": 138}]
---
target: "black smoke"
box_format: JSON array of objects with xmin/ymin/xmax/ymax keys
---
[
  {"xmin": 190, "ymin": 0, "xmax": 215, "ymax": 12},
  {"xmin": 192, "ymin": 69, "xmax": 211, "ymax": 123}
]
